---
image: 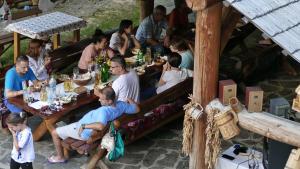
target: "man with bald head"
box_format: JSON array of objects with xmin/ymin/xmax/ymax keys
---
[{"xmin": 48, "ymin": 86, "xmax": 140, "ymax": 164}]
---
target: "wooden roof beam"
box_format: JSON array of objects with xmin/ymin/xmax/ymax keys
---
[
  {"xmin": 220, "ymin": 6, "xmax": 241, "ymax": 54},
  {"xmin": 208, "ymin": 99, "xmax": 300, "ymax": 148}
]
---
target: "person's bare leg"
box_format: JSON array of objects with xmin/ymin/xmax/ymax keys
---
[
  {"xmin": 50, "ymin": 129, "xmax": 65, "ymax": 160},
  {"xmin": 86, "ymin": 148, "xmax": 107, "ymax": 169}
]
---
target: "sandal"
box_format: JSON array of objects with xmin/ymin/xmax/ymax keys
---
[{"xmin": 47, "ymin": 155, "xmax": 67, "ymax": 164}]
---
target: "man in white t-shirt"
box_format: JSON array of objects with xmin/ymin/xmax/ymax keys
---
[
  {"xmin": 110, "ymin": 56, "xmax": 140, "ymax": 102},
  {"xmin": 156, "ymin": 52, "xmax": 193, "ymax": 94}
]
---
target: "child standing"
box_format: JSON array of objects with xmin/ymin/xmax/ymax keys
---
[{"xmin": 6, "ymin": 112, "xmax": 35, "ymax": 169}]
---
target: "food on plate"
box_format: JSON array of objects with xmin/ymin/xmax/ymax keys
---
[
  {"xmin": 132, "ymin": 48, "xmax": 141, "ymax": 55},
  {"xmin": 57, "ymin": 74, "xmax": 70, "ymax": 82},
  {"xmin": 74, "ymin": 86, "xmax": 87, "ymax": 94},
  {"xmin": 59, "ymin": 95, "xmax": 72, "ymax": 104}
]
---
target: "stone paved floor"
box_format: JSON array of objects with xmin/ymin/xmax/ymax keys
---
[
  {"xmin": 2, "ymin": 71, "xmax": 299, "ymax": 169},
  {"xmin": 0, "ymin": 117, "xmax": 189, "ymax": 169}
]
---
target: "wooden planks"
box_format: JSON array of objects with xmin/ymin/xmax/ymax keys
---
[
  {"xmin": 11, "ymin": 6, "xmax": 42, "ymax": 20},
  {"xmin": 13, "ymin": 32, "xmax": 20, "ymax": 63},
  {"xmin": 238, "ymin": 110, "xmax": 300, "ymax": 148}
]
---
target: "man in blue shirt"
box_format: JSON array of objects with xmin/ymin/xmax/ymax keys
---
[
  {"xmin": 4, "ymin": 55, "xmax": 37, "ymax": 113},
  {"xmin": 135, "ymin": 5, "xmax": 170, "ymax": 54},
  {"xmin": 48, "ymin": 86, "xmax": 140, "ymax": 164}
]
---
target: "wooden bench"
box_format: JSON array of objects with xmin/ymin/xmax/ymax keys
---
[
  {"xmin": 60, "ymin": 77, "xmax": 193, "ymax": 158},
  {"xmin": 49, "ymin": 38, "xmax": 93, "ymax": 72},
  {"xmin": 11, "ymin": 6, "xmax": 42, "ymax": 20}
]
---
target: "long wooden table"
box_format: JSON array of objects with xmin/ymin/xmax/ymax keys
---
[
  {"xmin": 9, "ymin": 92, "xmax": 99, "ymax": 141},
  {"xmin": 8, "ymin": 65, "xmax": 163, "ymax": 141}
]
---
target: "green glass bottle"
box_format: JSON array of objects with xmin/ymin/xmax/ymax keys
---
[
  {"xmin": 101, "ymin": 62, "xmax": 110, "ymax": 83},
  {"xmin": 136, "ymin": 50, "xmax": 144, "ymax": 65}
]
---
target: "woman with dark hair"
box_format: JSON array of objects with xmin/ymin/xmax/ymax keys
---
[
  {"xmin": 78, "ymin": 29, "xmax": 113, "ymax": 71},
  {"xmin": 109, "ymin": 19, "xmax": 140, "ymax": 56},
  {"xmin": 169, "ymin": 38, "xmax": 194, "ymax": 70}
]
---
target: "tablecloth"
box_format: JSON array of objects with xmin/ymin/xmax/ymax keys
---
[{"xmin": 5, "ymin": 12, "xmax": 86, "ymax": 39}]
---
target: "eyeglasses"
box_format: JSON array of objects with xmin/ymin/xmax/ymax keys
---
[{"xmin": 110, "ymin": 65, "xmax": 119, "ymax": 69}]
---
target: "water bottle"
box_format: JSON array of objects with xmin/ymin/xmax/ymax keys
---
[
  {"xmin": 48, "ymin": 75, "xmax": 57, "ymax": 104},
  {"xmin": 22, "ymin": 81, "xmax": 28, "ymax": 103}
]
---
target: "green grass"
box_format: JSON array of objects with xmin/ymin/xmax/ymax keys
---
[{"xmin": 0, "ymin": 3, "xmax": 140, "ymax": 67}]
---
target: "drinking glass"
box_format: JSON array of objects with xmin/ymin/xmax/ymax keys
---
[
  {"xmin": 88, "ymin": 63, "xmax": 93, "ymax": 73},
  {"xmin": 73, "ymin": 67, "xmax": 79, "ymax": 78}
]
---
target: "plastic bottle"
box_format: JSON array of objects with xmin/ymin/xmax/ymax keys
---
[
  {"xmin": 22, "ymin": 81, "xmax": 28, "ymax": 103},
  {"xmin": 48, "ymin": 75, "xmax": 57, "ymax": 104}
]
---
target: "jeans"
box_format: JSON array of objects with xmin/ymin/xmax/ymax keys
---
[{"xmin": 10, "ymin": 158, "xmax": 33, "ymax": 169}]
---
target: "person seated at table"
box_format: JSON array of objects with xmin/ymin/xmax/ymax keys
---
[
  {"xmin": 135, "ymin": 5, "xmax": 170, "ymax": 54},
  {"xmin": 26, "ymin": 39, "xmax": 51, "ymax": 81},
  {"xmin": 157, "ymin": 52, "xmax": 193, "ymax": 93},
  {"xmin": 140, "ymin": 52, "xmax": 193, "ymax": 100},
  {"xmin": 169, "ymin": 38, "xmax": 194, "ymax": 70},
  {"xmin": 78, "ymin": 29, "xmax": 114, "ymax": 72},
  {"xmin": 168, "ymin": 0, "xmax": 191, "ymax": 32},
  {"xmin": 109, "ymin": 19, "xmax": 141, "ymax": 57},
  {"xmin": 48, "ymin": 86, "xmax": 140, "ymax": 164},
  {"xmin": 4, "ymin": 55, "xmax": 38, "ymax": 114},
  {"xmin": 110, "ymin": 55, "xmax": 140, "ymax": 102},
  {"xmin": 0, "ymin": 0, "xmax": 9, "ymax": 20}
]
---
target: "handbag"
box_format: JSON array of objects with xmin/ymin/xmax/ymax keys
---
[
  {"xmin": 100, "ymin": 124, "xmax": 115, "ymax": 152},
  {"xmin": 105, "ymin": 123, "xmax": 125, "ymax": 161}
]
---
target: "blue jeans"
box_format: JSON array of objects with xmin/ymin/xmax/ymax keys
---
[{"xmin": 4, "ymin": 99, "xmax": 22, "ymax": 114}]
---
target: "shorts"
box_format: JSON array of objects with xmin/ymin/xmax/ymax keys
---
[
  {"xmin": 56, "ymin": 122, "xmax": 86, "ymax": 141},
  {"xmin": 4, "ymin": 99, "xmax": 22, "ymax": 113}
]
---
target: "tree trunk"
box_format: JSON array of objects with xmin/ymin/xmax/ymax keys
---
[{"xmin": 190, "ymin": 2, "xmax": 222, "ymax": 169}]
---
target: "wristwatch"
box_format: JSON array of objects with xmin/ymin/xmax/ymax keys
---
[{"xmin": 81, "ymin": 124, "xmax": 86, "ymax": 129}]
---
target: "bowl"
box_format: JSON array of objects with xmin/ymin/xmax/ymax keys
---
[
  {"xmin": 73, "ymin": 78, "xmax": 91, "ymax": 86},
  {"xmin": 73, "ymin": 72, "xmax": 91, "ymax": 86}
]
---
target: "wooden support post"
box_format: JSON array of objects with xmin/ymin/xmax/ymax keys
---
[
  {"xmin": 220, "ymin": 7, "xmax": 241, "ymax": 54},
  {"xmin": 73, "ymin": 29, "xmax": 80, "ymax": 43},
  {"xmin": 139, "ymin": 0, "xmax": 154, "ymax": 22},
  {"xmin": 53, "ymin": 33, "xmax": 61, "ymax": 49},
  {"xmin": 13, "ymin": 32, "xmax": 20, "ymax": 63},
  {"xmin": 190, "ymin": 2, "xmax": 222, "ymax": 169}
]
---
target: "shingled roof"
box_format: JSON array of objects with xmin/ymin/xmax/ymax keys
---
[{"xmin": 225, "ymin": 0, "xmax": 300, "ymax": 62}]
